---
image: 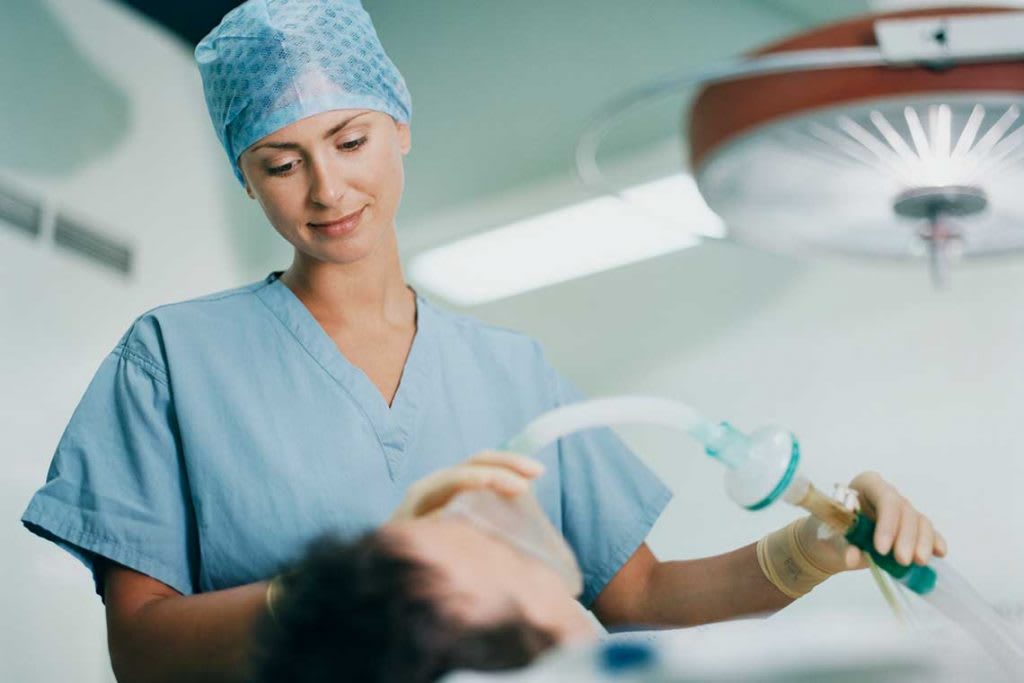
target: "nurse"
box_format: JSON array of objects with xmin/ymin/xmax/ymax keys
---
[{"xmin": 22, "ymin": 1, "xmax": 945, "ymax": 681}]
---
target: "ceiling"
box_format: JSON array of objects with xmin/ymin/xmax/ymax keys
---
[
  {"xmin": 113, "ymin": 1, "xmax": 869, "ymax": 47},
  {"xmin": 115, "ymin": 0, "xmax": 241, "ymax": 45},
  {"xmin": 113, "ymin": 0, "xmax": 875, "ymax": 233}
]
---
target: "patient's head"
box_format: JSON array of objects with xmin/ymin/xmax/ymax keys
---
[
  {"xmin": 253, "ymin": 518, "xmax": 595, "ymax": 683},
  {"xmin": 391, "ymin": 516, "xmax": 596, "ymax": 644}
]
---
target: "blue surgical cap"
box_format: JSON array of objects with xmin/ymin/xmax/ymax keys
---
[{"xmin": 195, "ymin": 0, "xmax": 412, "ymax": 185}]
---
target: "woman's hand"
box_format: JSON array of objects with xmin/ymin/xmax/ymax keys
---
[
  {"xmin": 389, "ymin": 451, "xmax": 545, "ymax": 521},
  {"xmin": 846, "ymin": 470, "xmax": 948, "ymax": 567},
  {"xmin": 800, "ymin": 471, "xmax": 948, "ymax": 574}
]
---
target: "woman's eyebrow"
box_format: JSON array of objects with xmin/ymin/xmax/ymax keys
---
[
  {"xmin": 249, "ymin": 113, "xmax": 370, "ymax": 153},
  {"xmin": 321, "ymin": 112, "xmax": 369, "ymax": 139}
]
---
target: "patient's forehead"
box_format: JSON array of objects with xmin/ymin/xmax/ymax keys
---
[
  {"xmin": 386, "ymin": 518, "xmax": 528, "ymax": 622},
  {"xmin": 386, "ymin": 517, "xmax": 517, "ymax": 577},
  {"xmin": 385, "ymin": 518, "xmax": 599, "ymax": 645},
  {"xmin": 387, "ymin": 516, "xmax": 499, "ymax": 553}
]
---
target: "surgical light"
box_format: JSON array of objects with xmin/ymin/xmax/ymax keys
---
[{"xmin": 578, "ymin": 6, "xmax": 1024, "ymax": 287}]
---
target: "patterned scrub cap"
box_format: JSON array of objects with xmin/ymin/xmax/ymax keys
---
[{"xmin": 195, "ymin": 0, "xmax": 412, "ymax": 185}]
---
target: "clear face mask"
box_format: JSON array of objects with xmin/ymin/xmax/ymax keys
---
[{"xmin": 439, "ymin": 488, "xmax": 584, "ymax": 598}]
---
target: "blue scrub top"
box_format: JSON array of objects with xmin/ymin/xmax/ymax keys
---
[{"xmin": 22, "ymin": 272, "xmax": 671, "ymax": 607}]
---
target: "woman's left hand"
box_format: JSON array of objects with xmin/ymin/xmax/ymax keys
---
[
  {"xmin": 800, "ymin": 471, "xmax": 948, "ymax": 573},
  {"xmin": 845, "ymin": 470, "xmax": 948, "ymax": 568}
]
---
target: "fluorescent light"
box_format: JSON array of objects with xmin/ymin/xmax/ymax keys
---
[
  {"xmin": 621, "ymin": 173, "xmax": 727, "ymax": 239},
  {"xmin": 408, "ymin": 173, "xmax": 724, "ymax": 306}
]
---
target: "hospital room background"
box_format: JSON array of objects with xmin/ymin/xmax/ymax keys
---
[{"xmin": 3, "ymin": 0, "xmax": 1024, "ymax": 680}]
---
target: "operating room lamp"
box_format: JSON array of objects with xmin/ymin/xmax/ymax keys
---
[{"xmin": 577, "ymin": 6, "xmax": 1024, "ymax": 287}]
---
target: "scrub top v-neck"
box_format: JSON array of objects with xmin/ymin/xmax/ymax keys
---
[
  {"xmin": 23, "ymin": 272, "xmax": 671, "ymax": 607},
  {"xmin": 255, "ymin": 272, "xmax": 432, "ymax": 479}
]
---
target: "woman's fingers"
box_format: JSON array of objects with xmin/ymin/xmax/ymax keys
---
[
  {"xmin": 848, "ymin": 471, "xmax": 882, "ymax": 518},
  {"xmin": 849, "ymin": 471, "xmax": 947, "ymax": 566},
  {"xmin": 466, "ymin": 450, "xmax": 545, "ymax": 478},
  {"xmin": 868, "ymin": 491, "xmax": 903, "ymax": 556},
  {"xmin": 844, "ymin": 545, "xmax": 866, "ymax": 570},
  {"xmin": 455, "ymin": 463, "xmax": 533, "ymax": 496},
  {"xmin": 392, "ymin": 451, "xmax": 547, "ymax": 522},
  {"xmin": 893, "ymin": 499, "xmax": 919, "ymax": 566},
  {"xmin": 913, "ymin": 515, "xmax": 935, "ymax": 566},
  {"xmin": 407, "ymin": 463, "xmax": 534, "ymax": 517}
]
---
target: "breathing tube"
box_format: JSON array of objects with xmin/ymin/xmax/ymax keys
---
[{"xmin": 504, "ymin": 396, "xmax": 1024, "ymax": 676}]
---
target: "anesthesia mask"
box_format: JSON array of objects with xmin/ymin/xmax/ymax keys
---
[{"xmin": 440, "ymin": 488, "xmax": 584, "ymax": 597}]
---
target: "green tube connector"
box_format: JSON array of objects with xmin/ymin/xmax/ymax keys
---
[{"xmin": 845, "ymin": 514, "xmax": 937, "ymax": 595}]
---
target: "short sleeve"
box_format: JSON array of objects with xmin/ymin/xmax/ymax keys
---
[
  {"xmin": 545, "ymin": 363, "xmax": 673, "ymax": 607},
  {"xmin": 21, "ymin": 320, "xmax": 198, "ymax": 597}
]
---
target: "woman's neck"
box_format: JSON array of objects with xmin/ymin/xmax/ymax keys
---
[{"xmin": 280, "ymin": 242, "xmax": 415, "ymax": 329}]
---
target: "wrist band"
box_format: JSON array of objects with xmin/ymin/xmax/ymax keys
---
[{"xmin": 756, "ymin": 518, "xmax": 833, "ymax": 599}]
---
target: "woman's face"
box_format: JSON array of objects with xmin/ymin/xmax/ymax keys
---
[{"xmin": 238, "ymin": 109, "xmax": 411, "ymax": 267}]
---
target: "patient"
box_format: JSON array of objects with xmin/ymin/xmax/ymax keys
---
[
  {"xmin": 251, "ymin": 520, "xmax": 592, "ymax": 682},
  {"xmin": 252, "ymin": 453, "xmax": 596, "ymax": 682}
]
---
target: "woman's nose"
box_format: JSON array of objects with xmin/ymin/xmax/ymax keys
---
[{"xmin": 308, "ymin": 158, "xmax": 345, "ymax": 207}]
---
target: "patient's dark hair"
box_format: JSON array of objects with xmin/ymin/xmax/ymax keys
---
[{"xmin": 252, "ymin": 532, "xmax": 556, "ymax": 683}]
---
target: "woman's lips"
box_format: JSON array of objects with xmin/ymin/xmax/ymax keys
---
[{"xmin": 308, "ymin": 207, "xmax": 365, "ymax": 236}]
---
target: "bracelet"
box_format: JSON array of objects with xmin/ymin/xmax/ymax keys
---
[{"xmin": 265, "ymin": 574, "xmax": 284, "ymax": 624}]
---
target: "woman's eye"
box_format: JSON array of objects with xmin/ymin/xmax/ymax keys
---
[
  {"xmin": 267, "ymin": 161, "xmax": 296, "ymax": 175},
  {"xmin": 339, "ymin": 137, "xmax": 367, "ymax": 151}
]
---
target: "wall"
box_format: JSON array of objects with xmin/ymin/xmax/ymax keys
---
[
  {"xmin": 470, "ymin": 240, "xmax": 1024, "ymax": 622},
  {"xmin": 1, "ymin": 1, "xmax": 279, "ymax": 680}
]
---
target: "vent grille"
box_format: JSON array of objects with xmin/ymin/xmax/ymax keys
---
[
  {"xmin": 0, "ymin": 183, "xmax": 41, "ymax": 236},
  {"xmin": 54, "ymin": 215, "xmax": 133, "ymax": 275},
  {"xmin": 1, "ymin": 180, "xmax": 135, "ymax": 276}
]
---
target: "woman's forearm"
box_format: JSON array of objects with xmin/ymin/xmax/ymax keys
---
[
  {"xmin": 104, "ymin": 565, "xmax": 269, "ymax": 683},
  {"xmin": 637, "ymin": 542, "xmax": 794, "ymax": 627},
  {"xmin": 594, "ymin": 542, "xmax": 794, "ymax": 629}
]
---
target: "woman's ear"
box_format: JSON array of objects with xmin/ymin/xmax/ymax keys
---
[
  {"xmin": 397, "ymin": 122, "xmax": 412, "ymax": 155},
  {"xmin": 242, "ymin": 168, "xmax": 255, "ymax": 199},
  {"xmin": 238, "ymin": 156, "xmax": 256, "ymax": 199}
]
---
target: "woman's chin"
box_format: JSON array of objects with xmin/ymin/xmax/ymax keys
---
[
  {"xmin": 299, "ymin": 239, "xmax": 382, "ymax": 267},
  {"xmin": 286, "ymin": 219, "xmax": 394, "ymax": 268}
]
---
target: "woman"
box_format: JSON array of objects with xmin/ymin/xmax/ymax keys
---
[{"xmin": 22, "ymin": 2, "xmax": 945, "ymax": 681}]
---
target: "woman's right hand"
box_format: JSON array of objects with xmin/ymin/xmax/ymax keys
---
[{"xmin": 389, "ymin": 451, "xmax": 545, "ymax": 521}]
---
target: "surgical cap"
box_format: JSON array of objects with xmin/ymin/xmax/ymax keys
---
[{"xmin": 195, "ymin": 0, "xmax": 412, "ymax": 185}]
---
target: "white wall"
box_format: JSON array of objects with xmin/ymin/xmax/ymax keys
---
[
  {"xmin": 469, "ymin": 240, "xmax": 1024, "ymax": 623},
  {"xmin": 1, "ymin": 1, "xmax": 276, "ymax": 681}
]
